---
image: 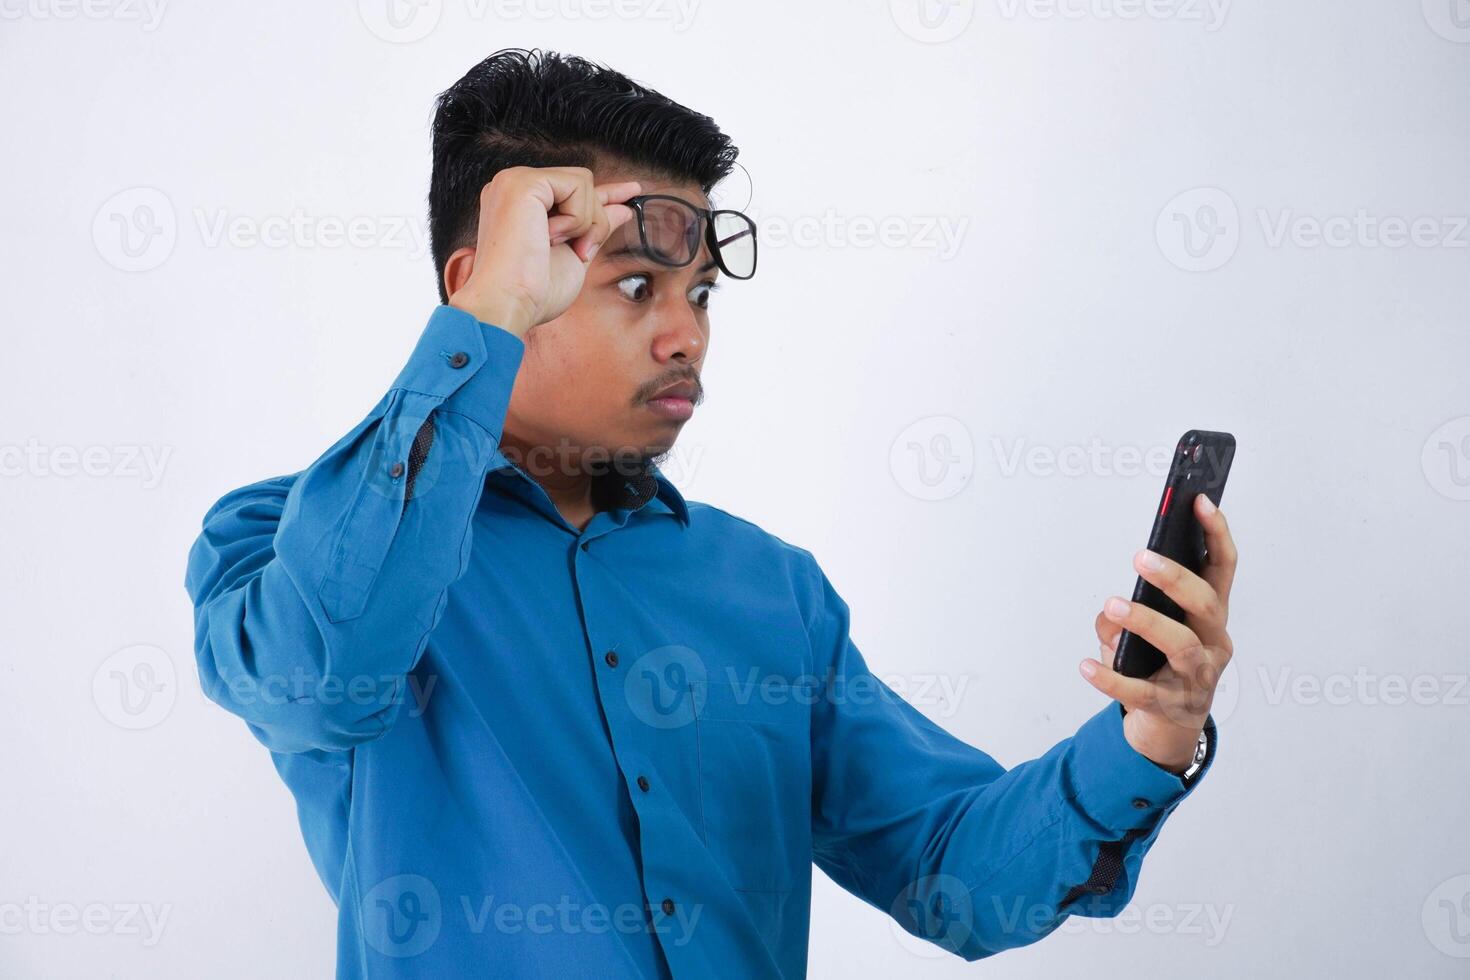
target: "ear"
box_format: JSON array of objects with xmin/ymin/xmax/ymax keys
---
[{"xmin": 442, "ymin": 246, "xmax": 477, "ymax": 300}]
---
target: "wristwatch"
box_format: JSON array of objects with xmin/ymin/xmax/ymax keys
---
[
  {"xmin": 1179, "ymin": 727, "xmax": 1210, "ymax": 783},
  {"xmin": 1118, "ymin": 703, "xmax": 1213, "ymax": 783}
]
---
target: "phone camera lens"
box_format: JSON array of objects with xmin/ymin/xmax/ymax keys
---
[{"xmin": 1190, "ymin": 445, "xmax": 1203, "ymax": 463}]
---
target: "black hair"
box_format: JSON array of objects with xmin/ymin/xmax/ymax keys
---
[{"xmin": 428, "ymin": 48, "xmax": 740, "ymax": 302}]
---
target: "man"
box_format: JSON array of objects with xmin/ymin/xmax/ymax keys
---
[{"xmin": 184, "ymin": 48, "xmax": 1236, "ymax": 979}]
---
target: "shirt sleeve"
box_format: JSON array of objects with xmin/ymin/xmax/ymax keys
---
[
  {"xmin": 183, "ymin": 305, "xmax": 525, "ymax": 754},
  {"xmin": 801, "ymin": 554, "xmax": 1218, "ymax": 961}
]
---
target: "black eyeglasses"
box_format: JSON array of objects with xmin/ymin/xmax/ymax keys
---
[{"xmin": 625, "ymin": 194, "xmax": 758, "ymax": 280}]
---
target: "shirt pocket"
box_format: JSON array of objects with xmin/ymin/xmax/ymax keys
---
[{"xmin": 694, "ymin": 677, "xmax": 815, "ymax": 898}]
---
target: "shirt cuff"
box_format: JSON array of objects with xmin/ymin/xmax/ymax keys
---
[
  {"xmin": 1065, "ymin": 702, "xmax": 1216, "ymax": 835},
  {"xmin": 389, "ymin": 305, "xmax": 526, "ymax": 440}
]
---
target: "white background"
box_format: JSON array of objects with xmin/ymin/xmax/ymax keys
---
[{"xmin": 2, "ymin": 0, "xmax": 1469, "ymax": 977}]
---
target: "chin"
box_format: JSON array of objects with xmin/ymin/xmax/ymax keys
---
[
  {"xmin": 626, "ymin": 421, "xmax": 682, "ymax": 454},
  {"xmin": 589, "ymin": 439, "xmax": 665, "ymax": 472},
  {"xmin": 645, "ymin": 441, "xmax": 677, "ymax": 464},
  {"xmin": 628, "ymin": 439, "xmax": 675, "ymax": 463}
]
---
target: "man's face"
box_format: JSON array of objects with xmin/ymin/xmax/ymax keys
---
[{"xmin": 501, "ymin": 169, "xmax": 717, "ymax": 472}]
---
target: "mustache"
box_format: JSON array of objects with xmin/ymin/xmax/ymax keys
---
[{"xmin": 636, "ymin": 370, "xmax": 704, "ymax": 405}]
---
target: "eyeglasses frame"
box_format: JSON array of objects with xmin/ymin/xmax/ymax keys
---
[{"xmin": 625, "ymin": 194, "xmax": 758, "ymax": 281}]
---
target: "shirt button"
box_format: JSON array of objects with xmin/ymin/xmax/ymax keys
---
[
  {"xmin": 1131, "ymin": 798, "xmax": 1150, "ymax": 810},
  {"xmin": 580, "ymin": 541, "xmax": 590, "ymax": 552},
  {"xmin": 661, "ymin": 898, "xmax": 675, "ymax": 916},
  {"xmin": 448, "ymin": 351, "xmax": 470, "ymax": 369},
  {"xmin": 388, "ymin": 461, "xmax": 405, "ymax": 479},
  {"xmin": 637, "ymin": 776, "xmax": 650, "ymax": 792},
  {"xmin": 605, "ymin": 651, "xmax": 619, "ymax": 668}
]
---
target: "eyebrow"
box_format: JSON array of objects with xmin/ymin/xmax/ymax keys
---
[{"xmin": 602, "ymin": 242, "xmax": 719, "ymax": 275}]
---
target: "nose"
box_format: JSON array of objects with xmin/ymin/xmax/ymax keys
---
[{"xmin": 649, "ymin": 291, "xmax": 706, "ymax": 366}]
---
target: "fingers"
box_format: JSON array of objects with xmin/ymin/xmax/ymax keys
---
[
  {"xmin": 601, "ymin": 202, "xmax": 636, "ymax": 238},
  {"xmin": 569, "ymin": 184, "xmax": 640, "ymax": 259},
  {"xmin": 1195, "ymin": 495, "xmax": 1238, "ymax": 603},
  {"xmin": 1078, "ymin": 656, "xmax": 1159, "ymax": 711},
  {"xmin": 596, "ymin": 181, "xmax": 643, "ymax": 210},
  {"xmin": 546, "ymin": 213, "xmax": 582, "ymax": 243},
  {"xmin": 548, "ymin": 200, "xmax": 636, "ymax": 248},
  {"xmin": 1131, "ymin": 548, "xmax": 1230, "ymax": 649},
  {"xmin": 540, "ymin": 169, "xmax": 641, "ymax": 261},
  {"xmin": 587, "ymin": 182, "xmax": 641, "ymax": 248},
  {"xmin": 479, "ymin": 168, "xmax": 642, "ymax": 267},
  {"xmin": 1094, "ymin": 609, "xmax": 1122, "ymax": 654},
  {"xmin": 553, "ymin": 169, "xmax": 604, "ymax": 260},
  {"xmin": 1101, "ymin": 595, "xmax": 1210, "ymax": 676}
]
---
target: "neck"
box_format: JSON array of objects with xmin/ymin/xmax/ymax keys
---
[
  {"xmin": 498, "ymin": 433, "xmax": 652, "ymax": 533},
  {"xmin": 496, "ymin": 432, "xmax": 594, "ymax": 530}
]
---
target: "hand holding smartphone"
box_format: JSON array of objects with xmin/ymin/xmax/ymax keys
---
[{"xmin": 1111, "ymin": 430, "xmax": 1236, "ymax": 679}]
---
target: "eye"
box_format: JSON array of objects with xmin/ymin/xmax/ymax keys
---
[
  {"xmin": 689, "ymin": 280, "xmax": 721, "ymax": 310},
  {"xmin": 616, "ymin": 273, "xmax": 652, "ymax": 302}
]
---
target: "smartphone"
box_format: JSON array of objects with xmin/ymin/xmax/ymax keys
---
[{"xmin": 1112, "ymin": 429, "xmax": 1236, "ymax": 679}]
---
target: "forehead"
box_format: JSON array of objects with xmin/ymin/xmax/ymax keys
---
[{"xmin": 596, "ymin": 162, "xmax": 709, "ymax": 209}]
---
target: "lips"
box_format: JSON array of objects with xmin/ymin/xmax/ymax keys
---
[
  {"xmin": 645, "ymin": 378, "xmax": 699, "ymax": 422},
  {"xmin": 649, "ymin": 379, "xmax": 698, "ymax": 402}
]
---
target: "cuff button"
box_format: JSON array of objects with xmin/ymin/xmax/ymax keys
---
[
  {"xmin": 1131, "ymin": 797, "xmax": 1150, "ymax": 810},
  {"xmin": 448, "ymin": 351, "xmax": 470, "ymax": 369}
]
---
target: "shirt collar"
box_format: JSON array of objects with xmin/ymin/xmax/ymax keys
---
[{"xmin": 485, "ymin": 445, "xmax": 690, "ymax": 528}]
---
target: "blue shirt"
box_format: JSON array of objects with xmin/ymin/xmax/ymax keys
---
[{"xmin": 184, "ymin": 305, "xmax": 1217, "ymax": 979}]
